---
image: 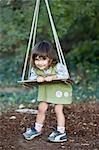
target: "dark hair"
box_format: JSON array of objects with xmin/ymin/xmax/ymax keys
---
[{"xmin": 31, "ymin": 41, "xmax": 58, "ymax": 67}]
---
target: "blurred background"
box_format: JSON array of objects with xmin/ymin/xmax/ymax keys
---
[{"xmin": 0, "ymin": 0, "xmax": 99, "ymax": 112}]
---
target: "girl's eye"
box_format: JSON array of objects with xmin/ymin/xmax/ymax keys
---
[
  {"xmin": 42, "ymin": 56, "xmax": 48, "ymax": 60},
  {"xmin": 35, "ymin": 56, "xmax": 48, "ymax": 60},
  {"xmin": 43, "ymin": 57, "xmax": 46, "ymax": 60},
  {"xmin": 35, "ymin": 58, "xmax": 39, "ymax": 61}
]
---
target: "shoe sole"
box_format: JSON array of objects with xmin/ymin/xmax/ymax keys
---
[
  {"xmin": 48, "ymin": 138, "xmax": 67, "ymax": 143},
  {"xmin": 23, "ymin": 133, "xmax": 41, "ymax": 140}
]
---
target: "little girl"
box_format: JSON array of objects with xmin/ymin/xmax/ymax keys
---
[{"xmin": 23, "ymin": 41, "xmax": 72, "ymax": 142}]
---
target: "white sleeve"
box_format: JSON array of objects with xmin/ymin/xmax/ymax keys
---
[
  {"xmin": 56, "ymin": 63, "xmax": 69, "ymax": 79},
  {"xmin": 29, "ymin": 68, "xmax": 38, "ymax": 80}
]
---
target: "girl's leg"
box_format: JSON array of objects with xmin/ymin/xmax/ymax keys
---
[
  {"xmin": 35, "ymin": 102, "xmax": 48, "ymax": 132},
  {"xmin": 54, "ymin": 104, "xmax": 65, "ymax": 133},
  {"xmin": 23, "ymin": 102, "xmax": 48, "ymax": 140},
  {"xmin": 48, "ymin": 104, "xmax": 67, "ymax": 142}
]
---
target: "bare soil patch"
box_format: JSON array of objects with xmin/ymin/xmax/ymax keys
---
[{"xmin": 0, "ymin": 102, "xmax": 99, "ymax": 150}]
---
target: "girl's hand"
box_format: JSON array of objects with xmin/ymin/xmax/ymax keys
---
[
  {"xmin": 45, "ymin": 76, "xmax": 53, "ymax": 82},
  {"xmin": 37, "ymin": 76, "xmax": 45, "ymax": 82}
]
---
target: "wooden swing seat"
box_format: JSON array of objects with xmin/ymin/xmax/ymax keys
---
[{"xmin": 18, "ymin": 78, "xmax": 73, "ymax": 87}]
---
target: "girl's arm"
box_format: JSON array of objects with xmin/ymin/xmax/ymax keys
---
[
  {"xmin": 29, "ymin": 68, "xmax": 38, "ymax": 80},
  {"xmin": 56, "ymin": 63, "xmax": 69, "ymax": 79},
  {"xmin": 29, "ymin": 68, "xmax": 45, "ymax": 82},
  {"xmin": 44, "ymin": 63, "xmax": 69, "ymax": 81}
]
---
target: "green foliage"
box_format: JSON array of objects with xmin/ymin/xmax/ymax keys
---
[
  {"xmin": 0, "ymin": 55, "xmax": 23, "ymax": 86},
  {"xmin": 66, "ymin": 40, "xmax": 99, "ymax": 64},
  {"xmin": 0, "ymin": 0, "xmax": 99, "ymax": 52}
]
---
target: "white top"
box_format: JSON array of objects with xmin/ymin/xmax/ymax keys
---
[{"xmin": 29, "ymin": 63, "xmax": 69, "ymax": 80}]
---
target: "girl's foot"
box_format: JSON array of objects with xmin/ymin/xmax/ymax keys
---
[
  {"xmin": 23, "ymin": 127, "xmax": 41, "ymax": 140},
  {"xmin": 48, "ymin": 130, "xmax": 67, "ymax": 142}
]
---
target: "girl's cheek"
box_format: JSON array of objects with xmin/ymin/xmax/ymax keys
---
[
  {"xmin": 46, "ymin": 60, "xmax": 49, "ymax": 64},
  {"xmin": 44, "ymin": 61, "xmax": 48, "ymax": 65},
  {"xmin": 35, "ymin": 61, "xmax": 38, "ymax": 65}
]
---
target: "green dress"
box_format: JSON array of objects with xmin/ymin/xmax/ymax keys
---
[{"xmin": 35, "ymin": 66, "xmax": 72, "ymax": 105}]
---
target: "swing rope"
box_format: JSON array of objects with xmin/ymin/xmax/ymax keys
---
[
  {"xmin": 28, "ymin": 0, "xmax": 40, "ymax": 78},
  {"xmin": 22, "ymin": 0, "xmax": 40, "ymax": 81},
  {"xmin": 21, "ymin": 0, "xmax": 70, "ymax": 81},
  {"xmin": 44, "ymin": 0, "xmax": 69, "ymax": 77}
]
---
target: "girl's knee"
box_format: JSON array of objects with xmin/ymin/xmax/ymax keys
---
[
  {"xmin": 54, "ymin": 104, "xmax": 63, "ymax": 114},
  {"xmin": 38, "ymin": 102, "xmax": 48, "ymax": 113}
]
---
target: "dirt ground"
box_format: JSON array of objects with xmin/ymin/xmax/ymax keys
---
[{"xmin": 0, "ymin": 102, "xmax": 99, "ymax": 150}]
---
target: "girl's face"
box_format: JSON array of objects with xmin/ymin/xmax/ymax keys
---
[{"xmin": 34, "ymin": 56, "xmax": 51, "ymax": 70}]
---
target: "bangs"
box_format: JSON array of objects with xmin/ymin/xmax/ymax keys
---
[
  {"xmin": 32, "ymin": 53, "xmax": 48, "ymax": 61},
  {"xmin": 32, "ymin": 41, "xmax": 52, "ymax": 59}
]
